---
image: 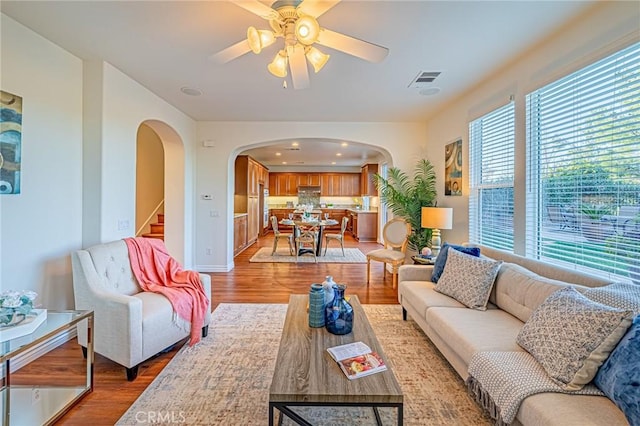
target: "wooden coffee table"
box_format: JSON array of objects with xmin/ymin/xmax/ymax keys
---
[{"xmin": 269, "ymin": 295, "xmax": 403, "ymax": 425}]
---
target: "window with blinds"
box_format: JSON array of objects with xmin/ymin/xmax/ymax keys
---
[
  {"xmin": 526, "ymin": 42, "xmax": 640, "ymax": 284},
  {"xmin": 469, "ymin": 102, "xmax": 515, "ymax": 251}
]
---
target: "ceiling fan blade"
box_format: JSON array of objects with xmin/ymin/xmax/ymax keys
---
[
  {"xmin": 288, "ymin": 45, "xmax": 310, "ymax": 90},
  {"xmin": 296, "ymin": 0, "xmax": 341, "ymax": 18},
  {"xmin": 210, "ymin": 39, "xmax": 252, "ymax": 64},
  {"xmin": 233, "ymin": 1, "xmax": 279, "ymax": 20},
  {"xmin": 316, "ymin": 28, "xmax": 388, "ymax": 63}
]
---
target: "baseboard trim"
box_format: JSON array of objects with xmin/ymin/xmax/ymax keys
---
[{"xmin": 196, "ymin": 263, "xmax": 234, "ymax": 272}]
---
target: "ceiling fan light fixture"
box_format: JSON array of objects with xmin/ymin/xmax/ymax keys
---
[
  {"xmin": 247, "ymin": 26, "xmax": 275, "ymax": 54},
  {"xmin": 295, "ymin": 15, "xmax": 320, "ymax": 45},
  {"xmin": 268, "ymin": 50, "xmax": 288, "ymax": 78},
  {"xmin": 305, "ymin": 46, "xmax": 330, "ymax": 73}
]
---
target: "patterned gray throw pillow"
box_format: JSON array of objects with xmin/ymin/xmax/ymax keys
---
[
  {"xmin": 583, "ymin": 282, "xmax": 640, "ymax": 315},
  {"xmin": 516, "ymin": 287, "xmax": 634, "ymax": 391},
  {"xmin": 434, "ymin": 247, "xmax": 502, "ymax": 310}
]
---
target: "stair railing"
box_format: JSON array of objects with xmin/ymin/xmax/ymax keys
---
[{"xmin": 136, "ymin": 199, "xmax": 165, "ymax": 236}]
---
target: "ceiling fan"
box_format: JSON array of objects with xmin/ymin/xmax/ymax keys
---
[{"xmin": 211, "ymin": 0, "xmax": 389, "ymax": 89}]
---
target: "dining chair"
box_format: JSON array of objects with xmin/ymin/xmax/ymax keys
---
[
  {"xmin": 324, "ymin": 216, "xmax": 349, "ymax": 256},
  {"xmin": 270, "ymin": 216, "xmax": 294, "ymax": 255},
  {"xmin": 366, "ymin": 218, "xmax": 411, "ymax": 289},
  {"xmin": 295, "ymin": 226, "xmax": 318, "ymax": 263}
]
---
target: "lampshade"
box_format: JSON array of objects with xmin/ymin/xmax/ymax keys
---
[
  {"xmin": 295, "ymin": 15, "xmax": 320, "ymax": 45},
  {"xmin": 267, "ymin": 50, "xmax": 288, "ymax": 78},
  {"xmin": 421, "ymin": 207, "xmax": 453, "ymax": 230},
  {"xmin": 305, "ymin": 46, "xmax": 330, "ymax": 73},
  {"xmin": 247, "ymin": 27, "xmax": 275, "ymax": 54}
]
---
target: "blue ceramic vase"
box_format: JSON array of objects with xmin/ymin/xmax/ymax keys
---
[{"xmin": 325, "ymin": 284, "xmax": 353, "ymax": 335}]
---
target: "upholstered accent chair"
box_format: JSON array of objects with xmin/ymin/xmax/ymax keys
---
[
  {"xmin": 71, "ymin": 240, "xmax": 211, "ymax": 380},
  {"xmin": 366, "ymin": 218, "xmax": 411, "ymax": 289},
  {"xmin": 324, "ymin": 216, "xmax": 349, "ymax": 256},
  {"xmin": 270, "ymin": 215, "xmax": 294, "ymax": 255}
]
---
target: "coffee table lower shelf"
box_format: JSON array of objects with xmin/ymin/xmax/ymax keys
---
[{"xmin": 269, "ymin": 401, "xmax": 403, "ymax": 426}]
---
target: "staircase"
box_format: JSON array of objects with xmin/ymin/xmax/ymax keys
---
[{"xmin": 142, "ymin": 213, "xmax": 164, "ymax": 241}]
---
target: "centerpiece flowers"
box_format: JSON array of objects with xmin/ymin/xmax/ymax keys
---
[{"xmin": 0, "ymin": 290, "xmax": 38, "ymax": 327}]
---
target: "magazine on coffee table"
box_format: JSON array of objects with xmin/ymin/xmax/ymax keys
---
[{"xmin": 327, "ymin": 341, "xmax": 387, "ymax": 380}]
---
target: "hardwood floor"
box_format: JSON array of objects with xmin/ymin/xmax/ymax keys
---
[{"xmin": 15, "ymin": 233, "xmax": 401, "ymax": 425}]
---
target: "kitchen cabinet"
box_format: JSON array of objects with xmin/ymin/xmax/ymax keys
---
[
  {"xmin": 272, "ymin": 174, "xmax": 298, "ymax": 196},
  {"xmin": 320, "ymin": 174, "xmax": 341, "ymax": 196},
  {"xmin": 340, "ymin": 174, "xmax": 361, "ymax": 197},
  {"xmin": 234, "ymin": 214, "xmax": 248, "ymax": 256},
  {"xmin": 320, "ymin": 209, "xmax": 349, "ymax": 230},
  {"xmin": 348, "ymin": 210, "xmax": 377, "ymax": 242},
  {"xmin": 247, "ymin": 196, "xmax": 260, "ymax": 245},
  {"xmin": 235, "ymin": 155, "xmax": 268, "ymax": 197},
  {"xmin": 361, "ymin": 163, "xmax": 378, "ymax": 196}
]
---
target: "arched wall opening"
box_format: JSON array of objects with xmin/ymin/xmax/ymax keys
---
[
  {"xmin": 138, "ymin": 119, "xmax": 186, "ymax": 260},
  {"xmin": 227, "ymin": 138, "xmax": 394, "ymax": 264}
]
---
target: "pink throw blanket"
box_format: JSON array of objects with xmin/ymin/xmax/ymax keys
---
[{"xmin": 124, "ymin": 237, "xmax": 208, "ymax": 345}]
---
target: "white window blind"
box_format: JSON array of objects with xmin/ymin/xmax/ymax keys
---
[
  {"xmin": 526, "ymin": 42, "xmax": 640, "ymax": 284},
  {"xmin": 469, "ymin": 102, "xmax": 515, "ymax": 251}
]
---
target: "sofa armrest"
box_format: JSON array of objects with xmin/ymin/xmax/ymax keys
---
[{"xmin": 398, "ymin": 264, "xmax": 434, "ymax": 283}]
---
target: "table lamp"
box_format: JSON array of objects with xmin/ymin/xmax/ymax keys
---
[{"xmin": 421, "ymin": 207, "xmax": 453, "ymax": 257}]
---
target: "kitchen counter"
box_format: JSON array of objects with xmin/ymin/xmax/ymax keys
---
[
  {"xmin": 234, "ymin": 212, "xmax": 248, "ymax": 218},
  {"xmin": 346, "ymin": 208, "xmax": 378, "ymax": 214}
]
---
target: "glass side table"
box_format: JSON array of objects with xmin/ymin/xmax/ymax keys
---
[{"xmin": 1, "ymin": 310, "xmax": 94, "ymax": 425}]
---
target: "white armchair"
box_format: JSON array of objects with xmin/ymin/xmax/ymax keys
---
[{"xmin": 71, "ymin": 240, "xmax": 211, "ymax": 380}]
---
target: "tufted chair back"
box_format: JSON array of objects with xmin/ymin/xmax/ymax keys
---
[{"xmin": 83, "ymin": 240, "xmax": 141, "ymax": 295}]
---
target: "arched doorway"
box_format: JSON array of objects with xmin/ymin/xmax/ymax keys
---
[{"xmin": 136, "ymin": 120, "xmax": 186, "ymax": 263}]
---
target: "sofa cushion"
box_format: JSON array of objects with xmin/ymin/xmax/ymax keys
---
[
  {"xmin": 582, "ymin": 282, "xmax": 640, "ymax": 315},
  {"xmin": 399, "ymin": 280, "xmax": 466, "ymax": 319},
  {"xmin": 517, "ymin": 392, "xmax": 630, "ymax": 426},
  {"xmin": 593, "ymin": 315, "xmax": 640, "ymax": 426},
  {"xmin": 426, "ymin": 307, "xmax": 525, "ymax": 367},
  {"xmin": 434, "ymin": 248, "xmax": 502, "ymax": 310},
  {"xmin": 431, "ymin": 243, "xmax": 481, "ymax": 283},
  {"xmin": 517, "ymin": 287, "xmax": 634, "ymax": 391},
  {"xmin": 493, "ymin": 262, "xmax": 581, "ymax": 323}
]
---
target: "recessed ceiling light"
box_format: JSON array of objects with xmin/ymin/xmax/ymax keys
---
[
  {"xmin": 275, "ymin": 152, "xmax": 281, "ymax": 156},
  {"xmin": 336, "ymin": 153, "xmax": 342, "ymax": 156},
  {"xmin": 331, "ymin": 161, "xmax": 336, "ymax": 165},
  {"xmin": 291, "ymin": 142, "xmax": 299, "ymax": 147},
  {"xmin": 341, "ymin": 142, "xmax": 348, "ymax": 147},
  {"xmin": 282, "ymin": 161, "xmax": 287, "ymax": 164},
  {"xmin": 180, "ymin": 86, "xmax": 202, "ymax": 96}
]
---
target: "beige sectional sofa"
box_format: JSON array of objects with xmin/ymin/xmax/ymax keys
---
[{"xmin": 397, "ymin": 245, "xmax": 629, "ymax": 425}]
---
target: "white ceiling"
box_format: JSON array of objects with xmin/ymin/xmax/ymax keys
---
[{"xmin": 1, "ymin": 0, "xmax": 595, "ymax": 166}]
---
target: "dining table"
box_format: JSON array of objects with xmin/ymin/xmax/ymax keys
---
[{"xmin": 279, "ymin": 218, "xmax": 339, "ymax": 256}]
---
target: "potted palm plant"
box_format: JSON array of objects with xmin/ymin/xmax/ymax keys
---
[{"xmin": 373, "ymin": 158, "xmax": 438, "ymax": 252}]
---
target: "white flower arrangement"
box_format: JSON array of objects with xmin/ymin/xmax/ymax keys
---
[{"xmin": 0, "ymin": 290, "xmax": 38, "ymax": 326}]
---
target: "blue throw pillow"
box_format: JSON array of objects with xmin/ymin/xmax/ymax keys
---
[
  {"xmin": 594, "ymin": 315, "xmax": 640, "ymax": 425},
  {"xmin": 431, "ymin": 243, "xmax": 481, "ymax": 283}
]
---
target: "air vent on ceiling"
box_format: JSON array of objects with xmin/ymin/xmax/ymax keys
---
[
  {"xmin": 408, "ymin": 71, "xmax": 441, "ymax": 88},
  {"xmin": 286, "ymin": 147, "xmax": 300, "ymax": 151}
]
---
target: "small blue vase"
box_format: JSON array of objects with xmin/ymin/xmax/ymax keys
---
[
  {"xmin": 309, "ymin": 284, "xmax": 325, "ymax": 327},
  {"xmin": 325, "ymin": 284, "xmax": 353, "ymax": 335}
]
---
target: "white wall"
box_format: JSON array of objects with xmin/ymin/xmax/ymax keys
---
[
  {"xmin": 425, "ymin": 1, "xmax": 640, "ymax": 253},
  {"xmin": 1, "ymin": 15, "xmax": 83, "ymax": 309},
  {"xmin": 195, "ymin": 121, "xmax": 429, "ymax": 271},
  {"xmin": 85, "ymin": 62, "xmax": 197, "ymax": 265}
]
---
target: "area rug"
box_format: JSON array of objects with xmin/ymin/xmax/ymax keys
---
[
  {"xmin": 116, "ymin": 304, "xmax": 491, "ymax": 425},
  {"xmin": 249, "ymin": 247, "xmax": 367, "ymax": 263}
]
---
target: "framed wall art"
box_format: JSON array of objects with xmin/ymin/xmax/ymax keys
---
[
  {"xmin": 444, "ymin": 138, "xmax": 462, "ymax": 196},
  {"xmin": 0, "ymin": 90, "xmax": 23, "ymax": 195}
]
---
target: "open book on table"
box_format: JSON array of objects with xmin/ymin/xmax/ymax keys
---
[{"xmin": 327, "ymin": 341, "xmax": 387, "ymax": 380}]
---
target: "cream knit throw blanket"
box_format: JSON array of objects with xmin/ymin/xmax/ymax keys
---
[{"xmin": 466, "ymin": 351, "xmax": 604, "ymax": 425}]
